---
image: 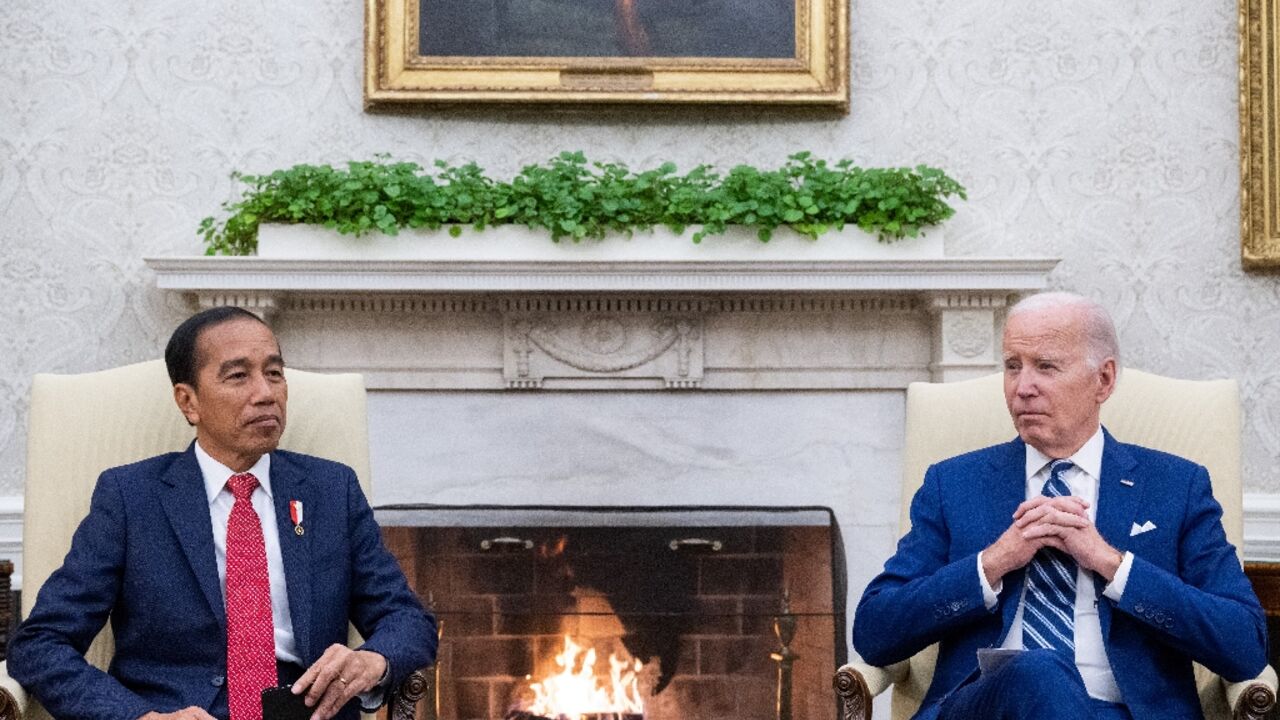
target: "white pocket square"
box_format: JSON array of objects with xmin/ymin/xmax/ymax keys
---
[{"xmin": 1130, "ymin": 520, "xmax": 1157, "ymax": 536}]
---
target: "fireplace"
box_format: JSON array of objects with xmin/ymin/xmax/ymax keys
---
[
  {"xmin": 377, "ymin": 506, "xmax": 843, "ymax": 720},
  {"xmin": 147, "ymin": 251, "xmax": 1057, "ymax": 720}
]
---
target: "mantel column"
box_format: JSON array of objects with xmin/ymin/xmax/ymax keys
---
[{"xmin": 927, "ymin": 292, "xmax": 1009, "ymax": 382}]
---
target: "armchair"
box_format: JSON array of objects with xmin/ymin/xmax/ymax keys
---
[
  {"xmin": 834, "ymin": 369, "xmax": 1278, "ymax": 720},
  {"xmin": 0, "ymin": 360, "xmax": 431, "ymax": 720}
]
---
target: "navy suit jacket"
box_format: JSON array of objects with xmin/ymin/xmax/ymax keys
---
[
  {"xmin": 8, "ymin": 445, "xmax": 437, "ymax": 720},
  {"xmin": 853, "ymin": 430, "xmax": 1266, "ymax": 720}
]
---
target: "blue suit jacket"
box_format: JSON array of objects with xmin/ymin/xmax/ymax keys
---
[
  {"xmin": 8, "ymin": 445, "xmax": 437, "ymax": 720},
  {"xmin": 853, "ymin": 430, "xmax": 1267, "ymax": 720}
]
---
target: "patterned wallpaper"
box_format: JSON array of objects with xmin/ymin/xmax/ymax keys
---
[{"xmin": 2, "ymin": 0, "xmax": 1277, "ymax": 496}]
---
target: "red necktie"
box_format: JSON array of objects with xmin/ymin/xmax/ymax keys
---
[{"xmin": 225, "ymin": 472, "xmax": 276, "ymax": 720}]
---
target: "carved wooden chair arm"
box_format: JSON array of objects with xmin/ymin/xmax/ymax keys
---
[
  {"xmin": 833, "ymin": 660, "xmax": 909, "ymax": 720},
  {"xmin": 1226, "ymin": 665, "xmax": 1278, "ymax": 720},
  {"xmin": 386, "ymin": 665, "xmax": 434, "ymax": 720},
  {"xmin": 0, "ymin": 662, "xmax": 29, "ymax": 720}
]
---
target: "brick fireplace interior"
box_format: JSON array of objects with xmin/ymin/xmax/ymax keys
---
[{"xmin": 378, "ymin": 506, "xmax": 843, "ymax": 720}]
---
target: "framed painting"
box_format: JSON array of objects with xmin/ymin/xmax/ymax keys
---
[
  {"xmin": 1240, "ymin": 0, "xmax": 1280, "ymax": 268},
  {"xmin": 364, "ymin": 0, "xmax": 848, "ymax": 109}
]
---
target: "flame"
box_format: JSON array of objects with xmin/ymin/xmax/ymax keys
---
[{"xmin": 526, "ymin": 635, "xmax": 644, "ymax": 719}]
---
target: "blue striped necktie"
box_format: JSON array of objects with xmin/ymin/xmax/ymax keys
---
[{"xmin": 1022, "ymin": 459, "xmax": 1078, "ymax": 654}]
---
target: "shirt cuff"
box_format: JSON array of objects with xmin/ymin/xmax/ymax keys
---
[
  {"xmin": 357, "ymin": 657, "xmax": 391, "ymax": 711},
  {"xmin": 977, "ymin": 551, "xmax": 1001, "ymax": 610},
  {"xmin": 1101, "ymin": 551, "xmax": 1134, "ymax": 601}
]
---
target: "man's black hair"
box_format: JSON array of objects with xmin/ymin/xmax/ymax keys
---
[{"xmin": 164, "ymin": 306, "xmax": 270, "ymax": 387}]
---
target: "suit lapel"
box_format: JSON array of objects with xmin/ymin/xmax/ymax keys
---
[
  {"xmin": 1094, "ymin": 428, "xmax": 1142, "ymax": 556},
  {"xmin": 271, "ymin": 452, "xmax": 314, "ymax": 662},
  {"xmin": 988, "ymin": 438, "xmax": 1029, "ymax": 640},
  {"xmin": 1092, "ymin": 427, "xmax": 1142, "ymax": 638},
  {"xmin": 159, "ymin": 444, "xmax": 227, "ymax": 630}
]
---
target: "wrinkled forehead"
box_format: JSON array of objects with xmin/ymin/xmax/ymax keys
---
[{"xmin": 1002, "ymin": 308, "xmax": 1087, "ymax": 356}]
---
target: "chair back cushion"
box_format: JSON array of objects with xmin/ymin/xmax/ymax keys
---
[
  {"xmin": 888, "ymin": 369, "xmax": 1241, "ymax": 720},
  {"xmin": 23, "ymin": 359, "xmax": 370, "ymax": 675}
]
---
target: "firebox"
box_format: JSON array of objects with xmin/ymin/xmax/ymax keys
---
[{"xmin": 376, "ymin": 506, "xmax": 846, "ymax": 720}]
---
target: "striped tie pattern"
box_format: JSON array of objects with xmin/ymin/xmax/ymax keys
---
[{"xmin": 1022, "ymin": 460, "xmax": 1078, "ymax": 654}]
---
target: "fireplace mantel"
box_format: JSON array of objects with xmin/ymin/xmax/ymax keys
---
[
  {"xmin": 146, "ymin": 256, "xmax": 1057, "ymax": 294},
  {"xmin": 145, "ymin": 255, "xmax": 1059, "ymax": 389}
]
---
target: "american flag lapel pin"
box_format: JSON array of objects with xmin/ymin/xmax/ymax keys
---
[{"xmin": 289, "ymin": 500, "xmax": 304, "ymax": 536}]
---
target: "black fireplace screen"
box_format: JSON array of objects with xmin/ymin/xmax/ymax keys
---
[{"xmin": 375, "ymin": 506, "xmax": 846, "ymax": 720}]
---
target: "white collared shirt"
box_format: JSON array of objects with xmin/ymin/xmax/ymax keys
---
[
  {"xmin": 976, "ymin": 426, "xmax": 1135, "ymax": 702},
  {"xmin": 194, "ymin": 441, "xmax": 302, "ymax": 665}
]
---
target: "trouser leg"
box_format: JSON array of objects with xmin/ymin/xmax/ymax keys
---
[{"xmin": 938, "ymin": 649, "xmax": 1095, "ymax": 720}]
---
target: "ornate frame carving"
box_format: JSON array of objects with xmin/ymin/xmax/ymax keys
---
[
  {"xmin": 364, "ymin": 0, "xmax": 848, "ymax": 109},
  {"xmin": 1240, "ymin": 0, "xmax": 1280, "ymax": 268}
]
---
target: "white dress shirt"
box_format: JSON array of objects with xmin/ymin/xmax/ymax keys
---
[
  {"xmin": 195, "ymin": 441, "xmax": 303, "ymax": 665},
  {"xmin": 196, "ymin": 442, "xmax": 389, "ymax": 705},
  {"xmin": 976, "ymin": 426, "xmax": 1135, "ymax": 702}
]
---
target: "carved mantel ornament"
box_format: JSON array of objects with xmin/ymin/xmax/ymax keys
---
[{"xmin": 145, "ymin": 248, "xmax": 1059, "ymax": 390}]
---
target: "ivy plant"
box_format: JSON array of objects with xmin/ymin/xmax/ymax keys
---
[{"xmin": 198, "ymin": 152, "xmax": 966, "ymax": 256}]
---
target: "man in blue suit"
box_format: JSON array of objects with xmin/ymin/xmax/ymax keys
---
[
  {"xmin": 9, "ymin": 307, "xmax": 437, "ymax": 720},
  {"xmin": 853, "ymin": 292, "xmax": 1266, "ymax": 720}
]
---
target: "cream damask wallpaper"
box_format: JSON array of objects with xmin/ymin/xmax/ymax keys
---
[{"xmin": 2, "ymin": 0, "xmax": 1278, "ymax": 496}]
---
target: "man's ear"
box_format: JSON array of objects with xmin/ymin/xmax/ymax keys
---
[
  {"xmin": 173, "ymin": 383, "xmax": 200, "ymax": 427},
  {"xmin": 1095, "ymin": 357, "xmax": 1118, "ymax": 404}
]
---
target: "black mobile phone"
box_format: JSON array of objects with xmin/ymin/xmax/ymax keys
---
[{"xmin": 261, "ymin": 685, "xmax": 311, "ymax": 720}]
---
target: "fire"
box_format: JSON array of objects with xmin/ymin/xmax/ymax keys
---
[{"xmin": 526, "ymin": 635, "xmax": 644, "ymax": 720}]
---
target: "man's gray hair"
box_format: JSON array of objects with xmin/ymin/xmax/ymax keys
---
[{"xmin": 1007, "ymin": 292, "xmax": 1121, "ymax": 369}]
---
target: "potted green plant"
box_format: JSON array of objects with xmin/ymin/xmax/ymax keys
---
[{"xmin": 198, "ymin": 152, "xmax": 966, "ymax": 261}]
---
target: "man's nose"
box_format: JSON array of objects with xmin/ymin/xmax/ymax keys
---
[
  {"xmin": 1014, "ymin": 370, "xmax": 1037, "ymax": 397},
  {"xmin": 248, "ymin": 372, "xmax": 275, "ymax": 403}
]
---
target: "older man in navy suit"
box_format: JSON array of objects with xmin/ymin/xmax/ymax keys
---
[
  {"xmin": 853, "ymin": 293, "xmax": 1266, "ymax": 720},
  {"xmin": 9, "ymin": 307, "xmax": 436, "ymax": 720}
]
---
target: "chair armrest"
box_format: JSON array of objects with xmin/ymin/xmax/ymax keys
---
[
  {"xmin": 834, "ymin": 660, "xmax": 909, "ymax": 720},
  {"xmin": 1226, "ymin": 664, "xmax": 1278, "ymax": 720},
  {"xmin": 0, "ymin": 661, "xmax": 29, "ymax": 720},
  {"xmin": 386, "ymin": 666, "xmax": 434, "ymax": 720}
]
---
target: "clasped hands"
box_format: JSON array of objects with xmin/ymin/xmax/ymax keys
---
[
  {"xmin": 982, "ymin": 495, "xmax": 1124, "ymax": 588},
  {"xmin": 140, "ymin": 645, "xmax": 386, "ymax": 720}
]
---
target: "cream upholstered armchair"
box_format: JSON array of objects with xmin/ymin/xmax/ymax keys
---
[
  {"xmin": 0, "ymin": 360, "xmax": 431, "ymax": 720},
  {"xmin": 834, "ymin": 369, "xmax": 1278, "ymax": 720}
]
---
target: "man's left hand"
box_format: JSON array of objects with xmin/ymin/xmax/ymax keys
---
[
  {"xmin": 1017, "ymin": 501, "xmax": 1123, "ymax": 581},
  {"xmin": 292, "ymin": 644, "xmax": 388, "ymax": 720}
]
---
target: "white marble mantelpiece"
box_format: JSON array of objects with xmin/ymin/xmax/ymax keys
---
[
  {"xmin": 145, "ymin": 255, "xmax": 1059, "ymax": 388},
  {"xmin": 141, "ymin": 251, "xmax": 1063, "ymax": 455}
]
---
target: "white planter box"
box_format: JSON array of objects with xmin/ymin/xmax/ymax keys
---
[{"xmin": 255, "ymin": 223, "xmax": 946, "ymax": 261}]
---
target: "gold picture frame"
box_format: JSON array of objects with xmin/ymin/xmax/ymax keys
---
[
  {"xmin": 364, "ymin": 0, "xmax": 848, "ymax": 109},
  {"xmin": 1240, "ymin": 0, "xmax": 1280, "ymax": 268}
]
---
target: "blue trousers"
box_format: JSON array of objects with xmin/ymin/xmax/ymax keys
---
[{"xmin": 938, "ymin": 649, "xmax": 1133, "ymax": 720}]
